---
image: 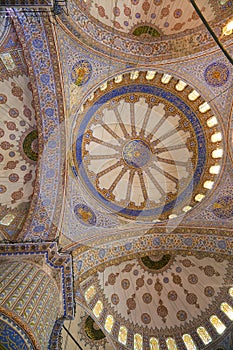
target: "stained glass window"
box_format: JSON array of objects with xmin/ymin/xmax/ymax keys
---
[
  {"xmin": 197, "ymin": 327, "xmax": 212, "ymax": 345},
  {"xmin": 210, "ymin": 315, "xmax": 226, "ymax": 334},
  {"xmin": 166, "ymin": 337, "xmax": 178, "ymax": 350},
  {"xmin": 93, "ymin": 300, "xmax": 103, "ymax": 318},
  {"xmin": 84, "ymin": 286, "xmax": 96, "ymax": 303},
  {"xmin": 221, "ymin": 302, "xmax": 233, "ymax": 321},
  {"xmin": 105, "ymin": 315, "xmax": 114, "ymax": 333},
  {"xmin": 182, "ymin": 334, "xmax": 197, "ymax": 350},
  {"xmin": 149, "ymin": 337, "xmax": 160, "ymax": 350},
  {"xmin": 134, "ymin": 333, "xmax": 143, "ymax": 350},
  {"xmin": 118, "ymin": 326, "xmax": 127, "ymax": 345}
]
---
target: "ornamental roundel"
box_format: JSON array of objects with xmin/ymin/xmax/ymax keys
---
[
  {"xmin": 71, "ymin": 60, "xmax": 92, "ymax": 86},
  {"xmin": 204, "ymin": 62, "xmax": 229, "ymax": 87},
  {"xmin": 72, "ymin": 71, "xmax": 223, "ymax": 221},
  {"xmin": 74, "ymin": 203, "xmax": 97, "ymax": 226},
  {"xmin": 212, "ymin": 195, "xmax": 233, "ymax": 219}
]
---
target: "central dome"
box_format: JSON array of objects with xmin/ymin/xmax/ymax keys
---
[{"xmin": 72, "ymin": 71, "xmax": 223, "ymax": 221}]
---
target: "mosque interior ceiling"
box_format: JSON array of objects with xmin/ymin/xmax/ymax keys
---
[{"xmin": 0, "ymin": 0, "xmax": 233, "ymax": 349}]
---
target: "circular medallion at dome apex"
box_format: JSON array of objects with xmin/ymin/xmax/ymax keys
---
[
  {"xmin": 72, "ymin": 71, "xmax": 223, "ymax": 221},
  {"xmin": 139, "ymin": 253, "xmax": 173, "ymax": 273},
  {"xmin": 123, "ymin": 139, "xmax": 151, "ymax": 168},
  {"xmin": 20, "ymin": 129, "xmax": 38, "ymax": 163}
]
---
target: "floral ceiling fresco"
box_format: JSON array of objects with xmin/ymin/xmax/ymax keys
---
[
  {"xmin": 0, "ymin": 1, "xmax": 233, "ymax": 349},
  {"xmin": 71, "ymin": 70, "xmax": 224, "ymax": 222},
  {"xmin": 0, "ymin": 19, "xmax": 37, "ymax": 241},
  {"xmin": 78, "ymin": 251, "xmax": 233, "ymax": 350},
  {"xmin": 58, "ymin": 0, "xmax": 233, "ymax": 62}
]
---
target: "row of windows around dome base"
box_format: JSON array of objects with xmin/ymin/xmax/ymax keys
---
[
  {"xmin": 84, "ymin": 286, "xmax": 233, "ymax": 350},
  {"xmin": 81, "ymin": 72, "xmax": 224, "ymax": 161}
]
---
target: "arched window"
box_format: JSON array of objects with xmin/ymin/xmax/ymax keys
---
[
  {"xmin": 93, "ymin": 300, "xmax": 103, "ymax": 318},
  {"xmin": 175, "ymin": 80, "xmax": 187, "ymax": 91},
  {"xmin": 197, "ymin": 326, "xmax": 212, "ymax": 344},
  {"xmin": 212, "ymin": 149, "xmax": 223, "ymax": 158},
  {"xmin": 146, "ymin": 71, "xmax": 156, "ymax": 80},
  {"xmin": 149, "ymin": 337, "xmax": 160, "ymax": 350},
  {"xmin": 210, "ymin": 315, "xmax": 226, "ymax": 334},
  {"xmin": 220, "ymin": 302, "xmax": 233, "ymax": 321},
  {"xmin": 211, "ymin": 132, "xmax": 222, "ymax": 143},
  {"xmin": 207, "ymin": 116, "xmax": 218, "ymax": 128},
  {"xmin": 104, "ymin": 315, "xmax": 114, "ymax": 333},
  {"xmin": 182, "ymin": 334, "xmax": 197, "ymax": 350},
  {"xmin": 134, "ymin": 333, "xmax": 143, "ymax": 350},
  {"xmin": 118, "ymin": 325, "xmax": 127, "ymax": 345},
  {"xmin": 188, "ymin": 90, "xmax": 200, "ymax": 101},
  {"xmin": 199, "ymin": 102, "xmax": 210, "ymax": 113},
  {"xmin": 161, "ymin": 74, "xmax": 172, "ymax": 84},
  {"xmin": 84, "ymin": 285, "xmax": 96, "ymax": 303},
  {"xmin": 166, "ymin": 337, "xmax": 178, "ymax": 350}
]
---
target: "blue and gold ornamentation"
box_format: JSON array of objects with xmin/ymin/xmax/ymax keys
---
[
  {"xmin": 212, "ymin": 195, "xmax": 233, "ymax": 219},
  {"xmin": 204, "ymin": 62, "xmax": 229, "ymax": 87},
  {"xmin": 123, "ymin": 140, "xmax": 151, "ymax": 168},
  {"xmin": 71, "ymin": 60, "xmax": 92, "ymax": 86},
  {"xmin": 0, "ymin": 319, "xmax": 33, "ymax": 350},
  {"xmin": 74, "ymin": 203, "xmax": 97, "ymax": 226},
  {"xmin": 73, "ymin": 71, "xmax": 223, "ymax": 221}
]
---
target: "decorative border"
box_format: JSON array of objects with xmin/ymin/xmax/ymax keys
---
[
  {"xmin": 72, "ymin": 227, "xmax": 233, "ymax": 280},
  {"xmin": 74, "ymin": 83, "xmax": 205, "ymax": 218},
  {"xmin": 10, "ymin": 11, "xmax": 66, "ymax": 241},
  {"xmin": 72, "ymin": 70, "xmax": 224, "ymax": 221},
  {"xmin": 0, "ymin": 307, "xmax": 38, "ymax": 349},
  {"xmin": 48, "ymin": 318, "xmax": 64, "ymax": 350}
]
